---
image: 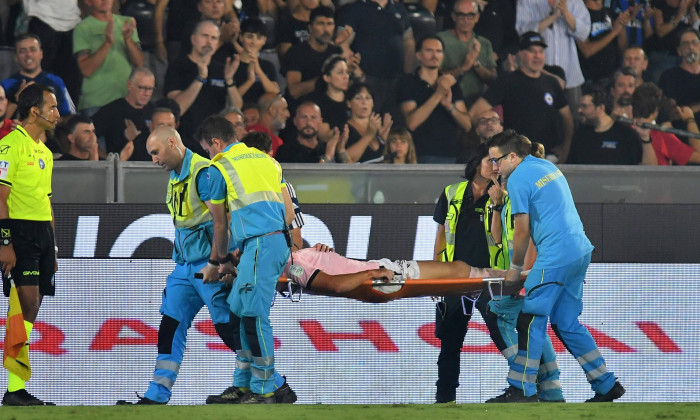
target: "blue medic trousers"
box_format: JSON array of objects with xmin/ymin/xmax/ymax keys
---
[
  {"xmin": 507, "ymin": 252, "xmax": 616, "ymax": 397},
  {"xmin": 486, "ymin": 296, "xmax": 563, "ymax": 401},
  {"xmin": 227, "ymin": 233, "xmax": 290, "ymax": 395},
  {"xmin": 145, "ymin": 259, "xmax": 233, "ymax": 403}
]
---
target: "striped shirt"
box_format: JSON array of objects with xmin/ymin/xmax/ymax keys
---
[
  {"xmin": 285, "ymin": 181, "xmax": 305, "ymax": 230},
  {"xmin": 516, "ymin": 0, "xmax": 591, "ymax": 88}
]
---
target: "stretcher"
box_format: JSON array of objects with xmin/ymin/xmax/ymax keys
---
[{"xmin": 276, "ymin": 276, "xmax": 506, "ymax": 304}]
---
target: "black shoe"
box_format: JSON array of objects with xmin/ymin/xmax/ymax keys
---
[
  {"xmin": 485, "ymin": 386, "xmax": 539, "ymax": 403},
  {"xmin": 206, "ymin": 386, "xmax": 248, "ymax": 404},
  {"xmin": 239, "ymin": 392, "xmax": 274, "ymax": 404},
  {"xmin": 540, "ymin": 398, "xmax": 566, "ymax": 403},
  {"xmin": 273, "ymin": 379, "xmax": 297, "ymax": 404},
  {"xmin": 2, "ymin": 389, "xmax": 55, "ymax": 406},
  {"xmin": 116, "ymin": 395, "xmax": 166, "ymax": 405},
  {"xmin": 585, "ymin": 381, "xmax": 625, "ymax": 403}
]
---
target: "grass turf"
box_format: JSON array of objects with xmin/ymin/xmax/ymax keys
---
[{"xmin": 1, "ymin": 403, "xmax": 700, "ymax": 420}]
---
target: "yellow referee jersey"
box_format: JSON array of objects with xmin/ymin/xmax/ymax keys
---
[{"xmin": 0, "ymin": 126, "xmax": 53, "ymax": 221}]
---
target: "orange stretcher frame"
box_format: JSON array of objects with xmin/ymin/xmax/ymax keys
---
[{"xmin": 277, "ymin": 277, "xmax": 505, "ymax": 303}]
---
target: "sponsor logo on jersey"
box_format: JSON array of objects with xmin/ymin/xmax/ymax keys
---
[{"xmin": 0, "ymin": 160, "xmax": 8, "ymax": 179}]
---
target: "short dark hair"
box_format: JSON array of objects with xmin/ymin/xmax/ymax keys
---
[
  {"xmin": 196, "ymin": 115, "xmax": 237, "ymax": 145},
  {"xmin": 346, "ymin": 82, "xmax": 374, "ymax": 103},
  {"xmin": 14, "ymin": 32, "xmax": 42, "ymax": 50},
  {"xmin": 63, "ymin": 114, "xmax": 93, "ymax": 135},
  {"xmin": 416, "ymin": 35, "xmax": 444, "ymax": 52},
  {"xmin": 462, "ymin": 142, "xmax": 490, "ymax": 181},
  {"xmin": 487, "ymin": 129, "xmax": 536, "ymax": 158},
  {"xmin": 310, "ymin": 6, "xmax": 334, "ymax": 24},
  {"xmin": 240, "ymin": 17, "xmax": 267, "ymax": 36},
  {"xmin": 241, "ymin": 131, "xmax": 272, "ymax": 153},
  {"xmin": 154, "ymin": 97, "xmax": 181, "ymax": 124},
  {"xmin": 17, "ymin": 83, "xmax": 55, "ymax": 121},
  {"xmin": 631, "ymin": 82, "xmax": 663, "ymax": 119},
  {"xmin": 612, "ymin": 66, "xmax": 637, "ymax": 84},
  {"xmin": 583, "ymin": 88, "xmax": 608, "ymax": 109}
]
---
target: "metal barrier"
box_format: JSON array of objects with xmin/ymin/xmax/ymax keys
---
[{"xmin": 53, "ymin": 160, "xmax": 700, "ymax": 204}]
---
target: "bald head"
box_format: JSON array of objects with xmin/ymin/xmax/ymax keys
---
[{"xmin": 146, "ymin": 126, "xmax": 186, "ymax": 172}]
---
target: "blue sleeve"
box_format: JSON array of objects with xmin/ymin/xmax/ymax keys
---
[
  {"xmin": 195, "ymin": 168, "xmax": 211, "ymax": 202},
  {"xmin": 508, "ymin": 175, "xmax": 530, "ymax": 215},
  {"xmin": 207, "ymin": 165, "xmax": 227, "ymax": 202}
]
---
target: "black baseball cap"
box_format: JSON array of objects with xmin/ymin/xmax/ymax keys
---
[{"xmin": 519, "ymin": 31, "xmax": 548, "ymax": 50}]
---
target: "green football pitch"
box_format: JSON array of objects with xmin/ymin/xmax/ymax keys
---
[{"xmin": 2, "ymin": 403, "xmax": 700, "ymax": 420}]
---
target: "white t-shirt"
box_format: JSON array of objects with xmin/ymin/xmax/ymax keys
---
[{"xmin": 23, "ymin": 0, "xmax": 81, "ymax": 32}]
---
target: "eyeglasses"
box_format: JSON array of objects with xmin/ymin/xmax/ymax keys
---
[
  {"xmin": 477, "ymin": 117, "xmax": 501, "ymax": 125},
  {"xmin": 453, "ymin": 11, "xmax": 478, "ymax": 19},
  {"xmin": 136, "ymin": 85, "xmax": 156, "ymax": 92},
  {"xmin": 680, "ymin": 39, "xmax": 700, "ymax": 48},
  {"xmin": 489, "ymin": 152, "xmax": 510, "ymax": 166}
]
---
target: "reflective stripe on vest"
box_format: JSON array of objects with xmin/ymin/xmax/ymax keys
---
[{"xmin": 167, "ymin": 153, "xmax": 212, "ymax": 229}]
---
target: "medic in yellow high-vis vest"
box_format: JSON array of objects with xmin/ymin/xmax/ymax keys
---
[
  {"xmin": 198, "ymin": 116, "xmax": 296, "ymax": 405},
  {"xmin": 117, "ymin": 126, "xmax": 238, "ymax": 406}
]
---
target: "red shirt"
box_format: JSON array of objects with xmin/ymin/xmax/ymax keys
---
[
  {"xmin": 651, "ymin": 131, "xmax": 694, "ymax": 166},
  {"xmin": 0, "ymin": 119, "xmax": 15, "ymax": 140},
  {"xmin": 246, "ymin": 124, "xmax": 283, "ymax": 157}
]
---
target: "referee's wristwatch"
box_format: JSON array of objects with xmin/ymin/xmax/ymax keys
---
[{"xmin": 0, "ymin": 238, "xmax": 11, "ymax": 246}]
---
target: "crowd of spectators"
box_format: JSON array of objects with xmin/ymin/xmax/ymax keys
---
[{"xmin": 0, "ymin": 0, "xmax": 698, "ymax": 165}]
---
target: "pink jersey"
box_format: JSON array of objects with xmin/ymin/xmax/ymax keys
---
[{"xmin": 283, "ymin": 248, "xmax": 380, "ymax": 288}]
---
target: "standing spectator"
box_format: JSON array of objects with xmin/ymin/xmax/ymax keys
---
[
  {"xmin": 382, "ymin": 127, "xmax": 417, "ymax": 164},
  {"xmin": 2, "ymin": 33, "xmax": 76, "ymax": 118},
  {"xmin": 337, "ymin": 0, "xmax": 415, "ymax": 119},
  {"xmin": 0, "ymin": 86, "xmax": 16, "ymax": 140},
  {"xmin": 608, "ymin": 0, "xmax": 654, "ymax": 47},
  {"xmin": 576, "ymin": 0, "xmax": 630, "ymax": 84},
  {"xmin": 473, "ymin": 0, "xmax": 519, "ymax": 64},
  {"xmin": 658, "ymin": 28, "xmax": 700, "ymax": 120},
  {"xmin": 474, "ymin": 109, "xmax": 503, "ymax": 143},
  {"xmin": 24, "ymin": 0, "xmax": 83, "ymax": 102},
  {"xmin": 284, "ymin": 6, "xmax": 343, "ymax": 109},
  {"xmin": 176, "ymin": 0, "xmax": 240, "ymax": 62},
  {"xmin": 306, "ymin": 55, "xmax": 352, "ymax": 135},
  {"xmin": 345, "ymin": 83, "xmax": 393, "ymax": 163},
  {"xmin": 516, "ymin": 0, "xmax": 592, "ymax": 111},
  {"xmin": 609, "ymin": 66, "xmax": 637, "ymax": 117},
  {"xmin": 432, "ymin": 143, "xmax": 496, "ymax": 403},
  {"xmin": 203, "ymin": 115, "xmax": 299, "ymax": 404},
  {"xmin": 438, "ymin": 0, "xmax": 498, "ymax": 105},
  {"xmin": 277, "ymin": 0, "xmax": 320, "ymax": 63},
  {"xmin": 470, "ymin": 32, "xmax": 575, "ymax": 162},
  {"xmin": 569, "ymin": 89, "xmax": 657, "ymax": 164},
  {"xmin": 247, "ymin": 94, "xmax": 291, "ymax": 156},
  {"xmin": 632, "ymin": 82, "xmax": 700, "ymax": 164},
  {"xmin": 646, "ymin": 0, "xmax": 700, "ymax": 84},
  {"xmin": 399, "ymin": 36, "xmax": 472, "ymax": 163},
  {"xmin": 276, "ymin": 102, "xmax": 349, "ymax": 163},
  {"xmin": 92, "ymin": 67, "xmax": 156, "ymax": 160},
  {"xmin": 486, "ymin": 130, "xmax": 625, "ymax": 403},
  {"xmin": 73, "ymin": 0, "xmax": 145, "ymax": 115},
  {"xmin": 622, "ymin": 45, "xmax": 649, "ymax": 86},
  {"xmin": 55, "ymin": 115, "xmax": 99, "ymax": 161},
  {"xmin": 234, "ymin": 18, "xmax": 281, "ymax": 104},
  {"xmin": 0, "ymin": 84, "xmax": 59, "ymax": 406},
  {"xmin": 165, "ymin": 20, "xmax": 243, "ymax": 156}
]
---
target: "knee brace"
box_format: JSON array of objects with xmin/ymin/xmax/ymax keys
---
[
  {"xmin": 242, "ymin": 316, "xmax": 262, "ymax": 357},
  {"xmin": 516, "ymin": 312, "xmax": 535, "ymax": 351},
  {"xmin": 214, "ymin": 321, "xmax": 238, "ymax": 352},
  {"xmin": 158, "ymin": 315, "xmax": 180, "ymax": 354}
]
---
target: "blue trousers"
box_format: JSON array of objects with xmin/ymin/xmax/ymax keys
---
[
  {"xmin": 227, "ymin": 234, "xmax": 290, "ymax": 395},
  {"xmin": 145, "ymin": 260, "xmax": 233, "ymax": 403},
  {"xmin": 507, "ymin": 253, "xmax": 616, "ymax": 397},
  {"xmin": 487, "ymin": 296, "xmax": 563, "ymax": 401}
]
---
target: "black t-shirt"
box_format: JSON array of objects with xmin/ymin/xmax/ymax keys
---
[
  {"xmin": 337, "ymin": 0, "xmax": 411, "ymax": 78},
  {"xmin": 579, "ymin": 8, "xmax": 620, "ymax": 82},
  {"xmin": 305, "ymin": 90, "xmax": 349, "ymax": 132},
  {"xmin": 233, "ymin": 59, "xmax": 279, "ymax": 103},
  {"xmin": 483, "ymin": 70, "xmax": 567, "ymax": 152},
  {"xmin": 130, "ymin": 131, "xmax": 152, "ymax": 162},
  {"xmin": 164, "ymin": 56, "xmax": 227, "ymax": 155},
  {"xmin": 433, "ymin": 183, "xmax": 491, "ymax": 267},
  {"xmin": 283, "ymin": 42, "xmax": 342, "ymax": 79},
  {"xmin": 345, "ymin": 123, "xmax": 384, "ymax": 163},
  {"xmin": 397, "ymin": 72, "xmax": 465, "ymax": 158},
  {"xmin": 569, "ymin": 121, "xmax": 642, "ymax": 164},
  {"xmin": 659, "ymin": 66, "xmax": 700, "ymax": 120},
  {"xmin": 648, "ymin": 0, "xmax": 690, "ymax": 53},
  {"xmin": 165, "ymin": 0, "xmax": 199, "ymax": 43},
  {"xmin": 55, "ymin": 153, "xmax": 88, "ymax": 161},
  {"xmin": 92, "ymin": 98, "xmax": 154, "ymax": 154},
  {"xmin": 473, "ymin": 0, "xmax": 518, "ymax": 59},
  {"xmin": 276, "ymin": 12, "xmax": 310, "ymax": 47},
  {"xmin": 275, "ymin": 138, "xmax": 327, "ymax": 163}
]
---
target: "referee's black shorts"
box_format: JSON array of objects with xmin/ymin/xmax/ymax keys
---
[{"xmin": 2, "ymin": 220, "xmax": 56, "ymax": 297}]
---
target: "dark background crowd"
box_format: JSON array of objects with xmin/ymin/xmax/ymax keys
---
[{"xmin": 0, "ymin": 0, "xmax": 698, "ymax": 165}]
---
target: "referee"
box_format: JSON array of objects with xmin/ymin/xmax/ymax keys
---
[{"xmin": 0, "ymin": 84, "xmax": 59, "ymax": 406}]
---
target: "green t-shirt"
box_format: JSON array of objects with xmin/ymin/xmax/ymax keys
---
[
  {"xmin": 437, "ymin": 30, "xmax": 496, "ymax": 103},
  {"xmin": 73, "ymin": 15, "xmax": 140, "ymax": 110}
]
